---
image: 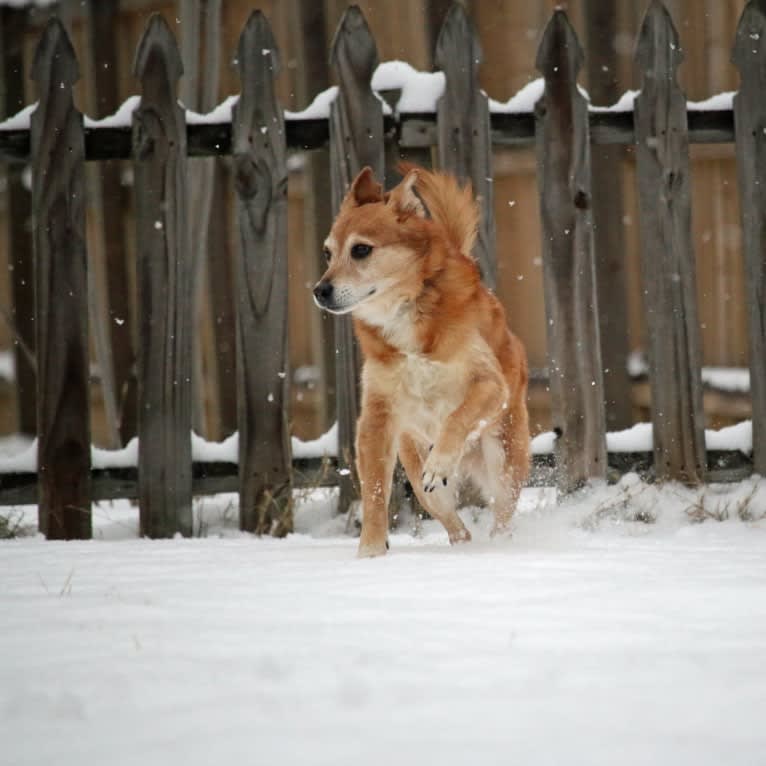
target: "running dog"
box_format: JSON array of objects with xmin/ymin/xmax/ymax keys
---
[{"xmin": 313, "ymin": 164, "xmax": 529, "ymax": 557}]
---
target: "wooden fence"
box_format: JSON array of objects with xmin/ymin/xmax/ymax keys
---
[{"xmin": 0, "ymin": 1, "xmax": 763, "ymax": 539}]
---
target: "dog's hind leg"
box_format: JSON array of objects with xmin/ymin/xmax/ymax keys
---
[
  {"xmin": 399, "ymin": 432, "xmax": 471, "ymax": 544},
  {"xmin": 480, "ymin": 406, "xmax": 530, "ymax": 537}
]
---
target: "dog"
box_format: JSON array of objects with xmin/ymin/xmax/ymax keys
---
[{"xmin": 313, "ymin": 164, "xmax": 529, "ymax": 557}]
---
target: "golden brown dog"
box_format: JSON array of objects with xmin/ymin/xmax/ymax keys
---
[{"xmin": 314, "ymin": 164, "xmax": 529, "ymax": 557}]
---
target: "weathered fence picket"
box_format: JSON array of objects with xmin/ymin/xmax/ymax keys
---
[
  {"xmin": 534, "ymin": 10, "xmax": 607, "ymax": 493},
  {"xmin": 31, "ymin": 19, "xmax": 92, "ymax": 539},
  {"xmin": 733, "ymin": 0, "xmax": 766, "ymax": 477},
  {"xmin": 634, "ymin": 1, "xmax": 705, "ymax": 485},
  {"xmin": 133, "ymin": 15, "xmax": 193, "ymax": 537},
  {"xmin": 435, "ymin": 3, "xmax": 496, "ymax": 288},
  {"xmin": 232, "ymin": 12, "xmax": 292, "ymax": 536},
  {"xmin": 328, "ymin": 5, "xmax": 385, "ymax": 515}
]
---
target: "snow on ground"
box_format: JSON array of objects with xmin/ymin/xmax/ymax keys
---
[{"xmin": 2, "ymin": 476, "xmax": 766, "ymax": 766}]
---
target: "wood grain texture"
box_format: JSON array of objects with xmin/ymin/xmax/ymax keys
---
[
  {"xmin": 132, "ymin": 14, "xmax": 193, "ymax": 537},
  {"xmin": 583, "ymin": 0, "xmax": 632, "ymax": 431},
  {"xmin": 88, "ymin": 0, "xmax": 136, "ymax": 446},
  {"xmin": 1, "ymin": 7, "xmax": 36, "ymax": 437},
  {"xmin": 30, "ymin": 19, "xmax": 92, "ymax": 539},
  {"xmin": 732, "ymin": 0, "xmax": 766, "ymax": 475},
  {"xmin": 634, "ymin": 1, "xmax": 706, "ymax": 484},
  {"xmin": 534, "ymin": 9, "xmax": 607, "ymax": 493},
  {"xmin": 328, "ymin": 5, "xmax": 385, "ymax": 515},
  {"xmin": 232, "ymin": 11, "xmax": 292, "ymax": 536},
  {"xmin": 435, "ymin": 3, "xmax": 496, "ymax": 288}
]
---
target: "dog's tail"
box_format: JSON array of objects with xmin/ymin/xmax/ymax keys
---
[{"xmin": 398, "ymin": 162, "xmax": 479, "ymax": 257}]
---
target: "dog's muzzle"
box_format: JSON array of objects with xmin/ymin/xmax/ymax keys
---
[{"xmin": 313, "ymin": 280, "xmax": 334, "ymax": 309}]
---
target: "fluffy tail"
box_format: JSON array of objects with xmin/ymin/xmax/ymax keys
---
[{"xmin": 398, "ymin": 162, "xmax": 479, "ymax": 257}]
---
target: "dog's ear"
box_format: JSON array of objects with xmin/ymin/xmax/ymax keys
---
[
  {"xmin": 344, "ymin": 166, "xmax": 383, "ymax": 207},
  {"xmin": 387, "ymin": 169, "xmax": 427, "ymax": 219}
]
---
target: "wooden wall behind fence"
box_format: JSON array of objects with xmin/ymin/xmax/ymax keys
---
[{"xmin": 0, "ymin": 0, "xmax": 755, "ymax": 446}]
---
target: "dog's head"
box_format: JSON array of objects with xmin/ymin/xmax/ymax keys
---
[{"xmin": 313, "ymin": 166, "xmax": 429, "ymax": 318}]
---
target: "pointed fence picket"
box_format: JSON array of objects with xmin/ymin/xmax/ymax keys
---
[
  {"xmin": 327, "ymin": 5, "xmax": 385, "ymax": 517},
  {"xmin": 132, "ymin": 14, "xmax": 193, "ymax": 538},
  {"xmin": 2, "ymin": 1, "xmax": 763, "ymax": 536},
  {"xmin": 534, "ymin": 10, "xmax": 607, "ymax": 493},
  {"xmin": 31, "ymin": 19, "xmax": 92, "ymax": 540},
  {"xmin": 733, "ymin": 0, "xmax": 766, "ymax": 477},
  {"xmin": 634, "ymin": 1, "xmax": 706, "ymax": 485},
  {"xmin": 232, "ymin": 12, "xmax": 292, "ymax": 536}
]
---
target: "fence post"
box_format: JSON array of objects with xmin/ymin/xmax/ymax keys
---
[
  {"xmin": 534, "ymin": 10, "xmax": 606, "ymax": 494},
  {"xmin": 30, "ymin": 19, "xmax": 92, "ymax": 539},
  {"xmin": 329, "ymin": 6, "xmax": 385, "ymax": 516},
  {"xmin": 133, "ymin": 15, "xmax": 193, "ymax": 537},
  {"xmin": 634, "ymin": 1, "xmax": 705, "ymax": 484},
  {"xmin": 435, "ymin": 2, "xmax": 496, "ymax": 288},
  {"xmin": 232, "ymin": 11, "xmax": 292, "ymax": 536},
  {"xmin": 733, "ymin": 0, "xmax": 766, "ymax": 476}
]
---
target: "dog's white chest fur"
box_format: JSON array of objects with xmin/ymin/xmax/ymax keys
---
[{"xmin": 395, "ymin": 353, "xmax": 465, "ymax": 441}]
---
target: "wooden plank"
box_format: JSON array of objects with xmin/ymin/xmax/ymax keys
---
[
  {"xmin": 206, "ymin": 158, "xmax": 237, "ymax": 437},
  {"xmin": 634, "ymin": 0, "xmax": 706, "ymax": 485},
  {"xmin": 132, "ymin": 14, "xmax": 193, "ymax": 538},
  {"xmin": 435, "ymin": 3, "xmax": 496, "ymax": 287},
  {"xmin": 0, "ymin": 447, "xmax": 754, "ymax": 507},
  {"xmin": 231, "ymin": 12, "xmax": 292, "ymax": 536},
  {"xmin": 733, "ymin": 0, "xmax": 766, "ymax": 476},
  {"xmin": 534, "ymin": 9, "xmax": 607, "ymax": 494},
  {"xmin": 291, "ymin": 0, "xmax": 336, "ymax": 433},
  {"xmin": 88, "ymin": 0, "xmax": 137, "ymax": 445},
  {"xmin": 30, "ymin": 19, "xmax": 92, "ymax": 539},
  {"xmin": 583, "ymin": 0, "xmax": 633, "ymax": 431},
  {"xmin": 328, "ymin": 6, "xmax": 385, "ymax": 515},
  {"xmin": 1, "ymin": 7, "xmax": 36, "ymax": 437},
  {"xmin": 180, "ymin": 0, "xmax": 222, "ymax": 438}
]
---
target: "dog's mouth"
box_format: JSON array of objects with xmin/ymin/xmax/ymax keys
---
[{"xmin": 315, "ymin": 287, "xmax": 377, "ymax": 315}]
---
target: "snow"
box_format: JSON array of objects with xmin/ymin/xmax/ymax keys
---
[
  {"xmin": 688, "ymin": 91, "xmax": 736, "ymax": 112},
  {"xmin": 0, "ymin": 348, "xmax": 14, "ymax": 381},
  {"xmin": 83, "ymin": 95, "xmax": 140, "ymax": 128},
  {"xmin": 371, "ymin": 60, "xmax": 445, "ymax": 113},
  {"xmin": 0, "ymin": 0, "xmax": 56, "ymax": 7},
  {"xmin": 627, "ymin": 351, "xmax": 751, "ymax": 393},
  {"xmin": 489, "ymin": 78, "xmax": 546, "ymax": 113},
  {"xmin": 0, "ymin": 64, "xmax": 739, "ymax": 133},
  {"xmin": 0, "ymin": 419, "xmax": 752, "ymax": 473},
  {"xmin": 528, "ymin": 420, "xmax": 752, "ymax": 456},
  {"xmin": 184, "ymin": 94, "xmax": 238, "ymax": 125},
  {"xmin": 2, "ymin": 477, "xmax": 766, "ymax": 766}
]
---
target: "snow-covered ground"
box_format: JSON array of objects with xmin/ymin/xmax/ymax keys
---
[{"xmin": 2, "ymin": 477, "xmax": 766, "ymax": 766}]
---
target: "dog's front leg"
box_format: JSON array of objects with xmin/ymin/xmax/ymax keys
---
[
  {"xmin": 355, "ymin": 395, "xmax": 397, "ymax": 557},
  {"xmin": 422, "ymin": 373, "xmax": 507, "ymax": 492}
]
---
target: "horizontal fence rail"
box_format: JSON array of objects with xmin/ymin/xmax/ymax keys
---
[{"xmin": 0, "ymin": 108, "xmax": 738, "ymax": 162}]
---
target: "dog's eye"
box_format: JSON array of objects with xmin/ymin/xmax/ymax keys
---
[
  {"xmin": 322, "ymin": 247, "xmax": 331, "ymax": 262},
  {"xmin": 351, "ymin": 243, "xmax": 372, "ymax": 259}
]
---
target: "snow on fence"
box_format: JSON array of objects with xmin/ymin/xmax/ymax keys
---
[{"xmin": 0, "ymin": 1, "xmax": 763, "ymax": 539}]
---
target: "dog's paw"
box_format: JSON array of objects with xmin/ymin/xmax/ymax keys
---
[
  {"xmin": 421, "ymin": 449, "xmax": 456, "ymax": 493},
  {"xmin": 357, "ymin": 538, "xmax": 388, "ymax": 558}
]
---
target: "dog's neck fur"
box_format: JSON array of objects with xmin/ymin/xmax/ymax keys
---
[{"xmin": 353, "ymin": 233, "xmax": 480, "ymax": 363}]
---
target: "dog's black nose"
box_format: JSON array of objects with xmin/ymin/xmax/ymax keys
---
[{"xmin": 313, "ymin": 281, "xmax": 334, "ymax": 304}]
